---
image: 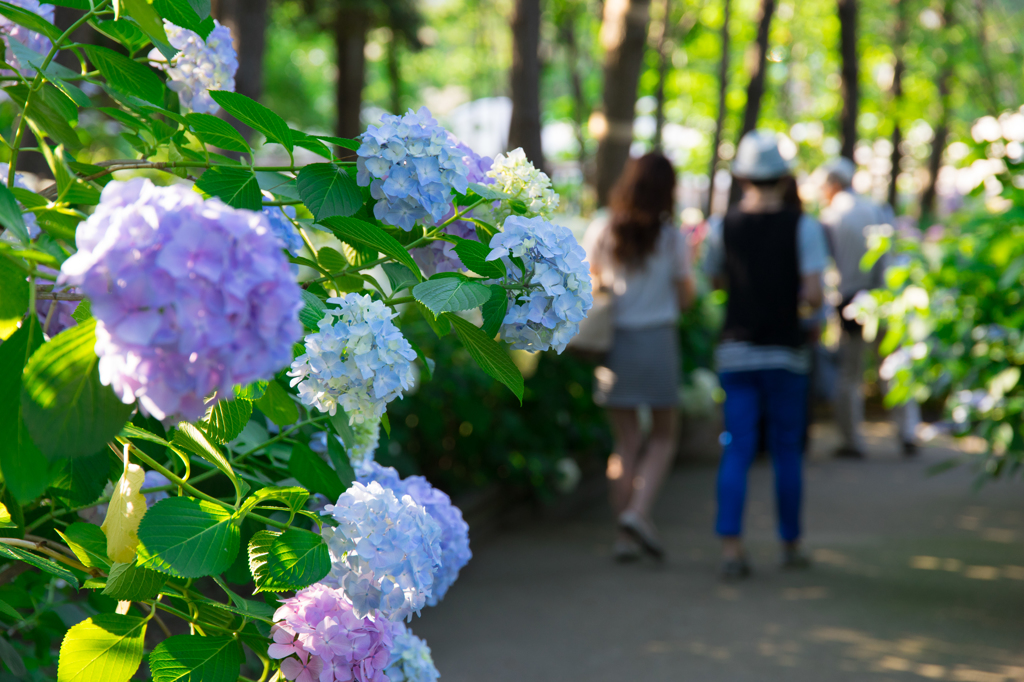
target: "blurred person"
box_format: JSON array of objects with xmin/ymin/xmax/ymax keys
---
[
  {"xmin": 704, "ymin": 131, "xmax": 828, "ymax": 580},
  {"xmin": 819, "ymin": 158, "xmax": 919, "ymax": 458},
  {"xmin": 584, "ymin": 152, "xmax": 696, "ymax": 562}
]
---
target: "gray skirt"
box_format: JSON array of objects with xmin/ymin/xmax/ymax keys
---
[{"xmin": 594, "ymin": 323, "xmax": 680, "ymax": 408}]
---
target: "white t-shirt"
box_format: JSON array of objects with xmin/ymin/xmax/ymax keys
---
[{"xmin": 583, "ymin": 217, "xmax": 690, "ymax": 330}]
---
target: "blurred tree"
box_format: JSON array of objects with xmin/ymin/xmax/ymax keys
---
[
  {"xmin": 650, "ymin": 0, "xmax": 672, "ymax": 150},
  {"xmin": 595, "ymin": 0, "xmax": 652, "ymax": 206},
  {"xmin": 552, "ymin": 0, "xmax": 591, "ymax": 171},
  {"xmin": 213, "ymin": 0, "xmax": 269, "ymax": 142},
  {"xmin": 706, "ymin": 0, "xmax": 730, "ymax": 215},
  {"xmin": 509, "ymin": 0, "xmax": 546, "ymax": 169},
  {"xmin": 920, "ymin": 0, "xmax": 955, "ymax": 224},
  {"xmin": 887, "ymin": 0, "xmax": 908, "ymax": 212},
  {"xmin": 838, "ymin": 0, "xmax": 858, "ymax": 160}
]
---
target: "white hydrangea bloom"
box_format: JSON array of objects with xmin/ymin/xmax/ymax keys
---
[
  {"xmin": 152, "ymin": 20, "xmax": 238, "ymax": 115},
  {"xmin": 485, "ymin": 148, "xmax": 559, "ymax": 222},
  {"xmin": 288, "ymin": 294, "xmax": 417, "ymax": 423}
]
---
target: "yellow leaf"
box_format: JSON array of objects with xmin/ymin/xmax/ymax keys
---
[
  {"xmin": 0, "ymin": 503, "xmax": 10, "ymax": 525},
  {"xmin": 101, "ymin": 461, "xmax": 148, "ymax": 564}
]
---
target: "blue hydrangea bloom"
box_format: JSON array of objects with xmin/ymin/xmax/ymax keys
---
[
  {"xmin": 261, "ymin": 205, "xmax": 304, "ymax": 255},
  {"xmin": 358, "ymin": 463, "xmax": 471, "ymax": 606},
  {"xmin": 288, "ymin": 294, "xmax": 417, "ymax": 423},
  {"xmin": 59, "ymin": 179, "xmax": 303, "ymax": 421},
  {"xmin": 384, "ymin": 622, "xmax": 440, "ymax": 682},
  {"xmin": 153, "ymin": 20, "xmax": 237, "ymax": 114},
  {"xmin": 356, "ymin": 108, "xmax": 469, "ymax": 231},
  {"xmin": 0, "ymin": 1, "xmax": 54, "ymax": 78},
  {"xmin": 321, "ymin": 481, "xmax": 443, "ymax": 621},
  {"xmin": 486, "ymin": 215, "xmax": 593, "ymax": 353}
]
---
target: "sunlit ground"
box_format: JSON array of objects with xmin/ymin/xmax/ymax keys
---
[{"xmin": 415, "ymin": 421, "xmax": 1024, "ymax": 681}]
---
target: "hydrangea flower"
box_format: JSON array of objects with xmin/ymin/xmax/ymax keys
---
[
  {"xmin": 486, "ymin": 216, "xmax": 592, "ymax": 353},
  {"xmin": 270, "ymin": 583, "xmax": 395, "ymax": 682},
  {"xmin": 358, "ymin": 463, "xmax": 470, "ymax": 606},
  {"xmin": 152, "ymin": 20, "xmax": 237, "ymax": 115},
  {"xmin": 288, "ymin": 294, "xmax": 417, "ymax": 423},
  {"xmin": 321, "ymin": 481, "xmax": 442, "ymax": 621},
  {"xmin": 486, "ymin": 148, "xmax": 559, "ymax": 222},
  {"xmin": 383, "ymin": 623, "xmax": 440, "ymax": 682},
  {"xmin": 0, "ymin": 1, "xmax": 54, "ymax": 78},
  {"xmin": 59, "ymin": 179, "xmax": 303, "ymax": 421},
  {"xmin": 262, "ymin": 205, "xmax": 304, "ymax": 255},
  {"xmin": 356, "ymin": 108, "xmax": 469, "ymax": 231}
]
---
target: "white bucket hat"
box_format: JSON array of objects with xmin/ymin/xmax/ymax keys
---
[{"xmin": 732, "ymin": 129, "xmax": 790, "ymax": 180}]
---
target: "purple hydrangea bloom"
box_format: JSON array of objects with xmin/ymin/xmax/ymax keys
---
[
  {"xmin": 152, "ymin": 20, "xmax": 237, "ymax": 115},
  {"xmin": 262, "ymin": 205, "xmax": 304, "ymax": 255},
  {"xmin": 358, "ymin": 463, "xmax": 470, "ymax": 606},
  {"xmin": 321, "ymin": 481, "xmax": 442, "ymax": 621},
  {"xmin": 384, "ymin": 622, "xmax": 439, "ymax": 682},
  {"xmin": 270, "ymin": 583, "xmax": 396, "ymax": 682},
  {"xmin": 0, "ymin": 1, "xmax": 54, "ymax": 78},
  {"xmin": 59, "ymin": 179, "xmax": 303, "ymax": 421},
  {"xmin": 486, "ymin": 215, "xmax": 593, "ymax": 353},
  {"xmin": 356, "ymin": 108, "xmax": 469, "ymax": 231}
]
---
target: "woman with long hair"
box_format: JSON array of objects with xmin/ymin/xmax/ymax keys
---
[{"xmin": 583, "ymin": 152, "xmax": 696, "ymax": 561}]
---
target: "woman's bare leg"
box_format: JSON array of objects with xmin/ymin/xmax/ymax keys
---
[
  {"xmin": 607, "ymin": 408, "xmax": 643, "ymax": 515},
  {"xmin": 625, "ymin": 408, "xmax": 678, "ymax": 518}
]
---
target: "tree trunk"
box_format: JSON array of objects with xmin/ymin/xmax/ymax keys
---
[
  {"xmin": 838, "ymin": 0, "xmax": 859, "ymax": 160},
  {"xmin": 920, "ymin": 0, "xmax": 954, "ymax": 224},
  {"xmin": 974, "ymin": 0, "xmax": 999, "ymax": 114},
  {"xmin": 652, "ymin": 0, "xmax": 671, "ymax": 150},
  {"xmin": 705, "ymin": 0, "xmax": 730, "ymax": 216},
  {"xmin": 887, "ymin": 0, "xmax": 907, "ymax": 211},
  {"xmin": 335, "ymin": 5, "xmax": 371, "ymax": 143},
  {"xmin": 557, "ymin": 12, "xmax": 589, "ymax": 172},
  {"xmin": 508, "ymin": 0, "xmax": 545, "ymax": 170},
  {"xmin": 213, "ymin": 0, "xmax": 268, "ymax": 104},
  {"xmin": 727, "ymin": 0, "xmax": 775, "ymax": 207},
  {"xmin": 594, "ymin": 0, "xmax": 653, "ymax": 206},
  {"xmin": 387, "ymin": 33, "xmax": 402, "ymax": 114}
]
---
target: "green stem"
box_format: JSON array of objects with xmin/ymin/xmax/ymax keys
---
[
  {"xmin": 384, "ymin": 295, "xmax": 414, "ymax": 306},
  {"xmin": 119, "ymin": 439, "xmax": 232, "ymax": 511}
]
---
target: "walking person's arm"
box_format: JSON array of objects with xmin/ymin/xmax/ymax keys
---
[
  {"xmin": 676, "ymin": 226, "xmax": 697, "ymax": 310},
  {"xmin": 798, "ymin": 215, "xmax": 828, "ymax": 311}
]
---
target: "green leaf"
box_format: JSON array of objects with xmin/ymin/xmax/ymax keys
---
[
  {"xmin": 326, "ymin": 435, "xmax": 355, "ymax": 488},
  {"xmin": 119, "ymin": 0, "xmax": 176, "ymax": 60},
  {"xmin": 241, "ymin": 486, "xmax": 309, "ymax": 515},
  {"xmin": 287, "ymin": 442, "xmax": 346, "ymax": 501},
  {"xmin": 48, "ymin": 450, "xmax": 109, "ymax": 509},
  {"xmin": 383, "ymin": 263, "xmax": 419, "ymax": 292},
  {"xmin": 453, "ymin": 237, "xmax": 505, "ymax": 278},
  {"xmin": 194, "ymin": 166, "xmax": 261, "ymax": 210},
  {"xmin": 85, "ymin": 45, "xmax": 166, "ymax": 106},
  {"xmin": 0, "ymin": 184, "xmax": 29, "ymax": 245},
  {"xmin": 380, "ymin": 412, "xmax": 390, "ymax": 436},
  {"xmin": 328, "ymin": 408, "xmax": 356, "ymax": 450},
  {"xmin": 119, "ymin": 422, "xmax": 170, "ymax": 448},
  {"xmin": 0, "ymin": 1, "xmax": 60, "ymax": 41},
  {"xmin": 91, "ymin": 19, "xmax": 150, "ymax": 54},
  {"xmin": 233, "ymin": 381, "xmax": 268, "ymax": 401},
  {"xmin": 57, "ymin": 614, "xmax": 147, "ymax": 682},
  {"xmin": 255, "ymin": 171, "xmax": 300, "ymax": 200},
  {"xmin": 208, "ymin": 90, "xmax": 292, "ymax": 152},
  {"xmin": 255, "ymin": 379, "xmax": 298, "ymax": 427},
  {"xmin": 199, "ymin": 398, "xmax": 253, "ymax": 444},
  {"xmin": 0, "ymin": 597, "xmax": 20, "ymax": 621},
  {"xmin": 149, "ymin": 634, "xmax": 241, "ymax": 682},
  {"xmin": 0, "ymin": 321, "xmax": 50, "ymax": 503},
  {"xmin": 191, "ymin": 593, "xmax": 275, "ymax": 621},
  {"xmin": 320, "ymin": 216, "xmax": 423, "ymax": 281},
  {"xmin": 468, "ymin": 182, "xmax": 510, "ymax": 201},
  {"xmin": 480, "ymin": 284, "xmax": 508, "ymax": 338},
  {"xmin": 0, "ymin": 542, "xmax": 79, "ymax": 588},
  {"xmin": 57, "ymin": 523, "xmax": 111, "ymax": 570},
  {"xmin": 299, "ymin": 290, "xmax": 327, "ymax": 330},
  {"xmin": 446, "ymin": 313, "xmax": 524, "ymax": 402},
  {"xmin": 414, "ymin": 276, "xmax": 494, "ymax": 317},
  {"xmin": 315, "ymin": 135, "xmax": 360, "ymax": 150},
  {"xmin": 318, "ymin": 246, "xmax": 347, "ymax": 274},
  {"xmin": 136, "ymin": 497, "xmax": 240, "ymax": 578},
  {"xmin": 0, "ymin": 635, "xmax": 26, "ymax": 678},
  {"xmin": 297, "ymin": 163, "xmax": 361, "ymax": 221},
  {"xmin": 417, "ymin": 301, "xmax": 451, "ymax": 337},
  {"xmin": 101, "ymin": 562, "xmax": 166, "ymax": 601},
  {"xmin": 185, "ymin": 113, "xmax": 251, "ymax": 153},
  {"xmin": 171, "ymin": 422, "xmax": 238, "ymax": 492},
  {"xmin": 187, "ymin": 0, "xmax": 211, "ymax": 20},
  {"xmin": 20, "ymin": 319, "xmax": 135, "ymax": 459},
  {"xmin": 151, "ymin": 0, "xmax": 213, "ymax": 39},
  {"xmin": 247, "ymin": 528, "xmax": 330, "ymax": 593},
  {"xmin": 3, "ymin": 83, "xmax": 81, "ymax": 151}
]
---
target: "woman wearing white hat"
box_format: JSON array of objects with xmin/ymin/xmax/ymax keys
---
[{"xmin": 702, "ymin": 130, "xmax": 828, "ymax": 579}]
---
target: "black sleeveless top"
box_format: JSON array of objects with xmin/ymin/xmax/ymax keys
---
[{"xmin": 721, "ymin": 207, "xmax": 804, "ymax": 348}]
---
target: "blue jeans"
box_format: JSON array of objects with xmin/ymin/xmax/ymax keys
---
[{"xmin": 715, "ymin": 369, "xmax": 809, "ymax": 542}]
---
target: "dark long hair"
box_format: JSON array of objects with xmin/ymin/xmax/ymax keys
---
[{"xmin": 608, "ymin": 152, "xmax": 676, "ymax": 268}]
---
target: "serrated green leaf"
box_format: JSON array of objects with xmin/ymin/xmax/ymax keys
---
[
  {"xmin": 416, "ymin": 301, "xmax": 451, "ymax": 337},
  {"xmin": 383, "ymin": 263, "xmax": 418, "ymax": 292},
  {"xmin": 446, "ymin": 313, "xmax": 523, "ymax": 402},
  {"xmin": 148, "ymin": 634, "xmax": 241, "ymax": 682},
  {"xmin": 316, "ymin": 246, "xmax": 346, "ymax": 275},
  {"xmin": 85, "ymin": 45, "xmax": 165, "ymax": 105},
  {"xmin": 328, "ymin": 408, "xmax": 356, "ymax": 450},
  {"xmin": 315, "ymin": 135, "xmax": 359, "ymax": 150},
  {"xmin": 297, "ymin": 163, "xmax": 361, "ymax": 221},
  {"xmin": 0, "ymin": 635, "xmax": 26, "ymax": 678},
  {"xmin": 287, "ymin": 442, "xmax": 345, "ymax": 501},
  {"xmin": 0, "ymin": 542, "xmax": 79, "ymax": 588},
  {"xmin": 199, "ymin": 398, "xmax": 253, "ymax": 444},
  {"xmin": 101, "ymin": 562, "xmax": 166, "ymax": 601},
  {"xmin": 0, "ymin": 185, "xmax": 29, "ymax": 245},
  {"xmin": 48, "ymin": 450, "xmax": 109, "ymax": 509},
  {"xmin": 209, "ymin": 90, "xmax": 292, "ymax": 152},
  {"xmin": 58, "ymin": 523, "xmax": 111, "ymax": 570},
  {"xmin": 298, "ymin": 290, "xmax": 327, "ymax": 331},
  {"xmin": 120, "ymin": 0, "xmax": 176, "ymax": 60},
  {"xmin": 91, "ymin": 19, "xmax": 150, "ymax": 53},
  {"xmin": 453, "ymin": 237, "xmax": 505, "ymax": 278},
  {"xmin": 152, "ymin": 0, "xmax": 213, "ymax": 39},
  {"xmin": 0, "ymin": 321, "xmax": 49, "ymax": 503},
  {"xmin": 57, "ymin": 614, "xmax": 147, "ymax": 682},
  {"xmin": 247, "ymin": 528, "xmax": 330, "ymax": 593},
  {"xmin": 233, "ymin": 381, "xmax": 268, "ymax": 401},
  {"xmin": 255, "ymin": 379, "xmax": 298, "ymax": 427},
  {"xmin": 136, "ymin": 497, "xmax": 239, "ymax": 578},
  {"xmin": 21, "ymin": 319, "xmax": 135, "ymax": 459},
  {"xmin": 481, "ymin": 284, "xmax": 508, "ymax": 338},
  {"xmin": 4, "ymin": 83, "xmax": 82, "ymax": 151},
  {"xmin": 194, "ymin": 166, "xmax": 261, "ymax": 210},
  {"xmin": 185, "ymin": 113, "xmax": 251, "ymax": 153},
  {"xmin": 119, "ymin": 422, "xmax": 171, "ymax": 447},
  {"xmin": 191, "ymin": 593, "xmax": 275, "ymax": 621},
  {"xmin": 171, "ymin": 422, "xmax": 238, "ymax": 492},
  {"xmin": 240, "ymin": 486, "xmax": 309, "ymax": 515},
  {"xmin": 320, "ymin": 216, "xmax": 424, "ymax": 281},
  {"xmin": 0, "ymin": 1, "xmax": 60, "ymax": 41},
  {"xmin": 414, "ymin": 277, "xmax": 494, "ymax": 316}
]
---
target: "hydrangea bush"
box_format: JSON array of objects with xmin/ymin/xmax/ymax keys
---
[{"xmin": 0, "ymin": 2, "xmax": 591, "ymax": 680}]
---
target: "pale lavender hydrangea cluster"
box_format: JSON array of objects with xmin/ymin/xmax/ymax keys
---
[
  {"xmin": 320, "ymin": 481, "xmax": 442, "ymax": 621},
  {"xmin": 384, "ymin": 622, "xmax": 440, "ymax": 682},
  {"xmin": 356, "ymin": 108, "xmax": 469, "ymax": 231},
  {"xmin": 269, "ymin": 583, "xmax": 396, "ymax": 682},
  {"xmin": 358, "ymin": 463, "xmax": 471, "ymax": 606},
  {"xmin": 0, "ymin": 0, "xmax": 54, "ymax": 78},
  {"xmin": 288, "ymin": 294, "xmax": 417, "ymax": 423},
  {"xmin": 59, "ymin": 179, "xmax": 303, "ymax": 421},
  {"xmin": 262, "ymin": 205, "xmax": 304, "ymax": 255},
  {"xmin": 486, "ymin": 215, "xmax": 593, "ymax": 353},
  {"xmin": 152, "ymin": 20, "xmax": 237, "ymax": 115}
]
